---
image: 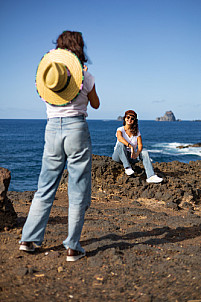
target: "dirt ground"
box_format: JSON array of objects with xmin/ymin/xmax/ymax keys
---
[{"xmin": 0, "ymin": 188, "xmax": 201, "ymax": 302}]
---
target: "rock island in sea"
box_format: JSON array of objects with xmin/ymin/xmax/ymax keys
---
[{"xmin": 156, "ymin": 110, "xmax": 180, "ymax": 121}]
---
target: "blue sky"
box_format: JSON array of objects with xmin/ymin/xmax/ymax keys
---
[{"xmin": 0, "ymin": 0, "xmax": 201, "ymax": 120}]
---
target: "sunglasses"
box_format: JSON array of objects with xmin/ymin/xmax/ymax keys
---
[{"xmin": 126, "ymin": 115, "xmax": 135, "ymax": 121}]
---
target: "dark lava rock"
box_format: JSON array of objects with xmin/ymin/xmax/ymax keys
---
[
  {"xmin": 0, "ymin": 168, "xmax": 17, "ymax": 230},
  {"xmin": 6, "ymin": 156, "xmax": 201, "ymax": 214},
  {"xmin": 156, "ymin": 110, "xmax": 176, "ymax": 121},
  {"xmin": 7, "ymin": 191, "xmax": 35, "ymax": 204},
  {"xmin": 177, "ymin": 143, "xmax": 201, "ymax": 149},
  {"xmin": 58, "ymin": 155, "xmax": 201, "ymax": 211}
]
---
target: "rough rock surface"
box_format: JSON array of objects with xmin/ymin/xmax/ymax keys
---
[
  {"xmin": 0, "ymin": 168, "xmax": 17, "ymax": 230},
  {"xmin": 60, "ymin": 155, "xmax": 201, "ymax": 212},
  {"xmin": 1, "ymin": 157, "xmax": 201, "ymax": 301},
  {"xmin": 156, "ymin": 110, "xmax": 176, "ymax": 121},
  {"xmin": 177, "ymin": 143, "xmax": 201, "ymax": 149}
]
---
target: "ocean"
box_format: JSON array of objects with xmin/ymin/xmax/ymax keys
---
[{"xmin": 0, "ymin": 119, "xmax": 201, "ymax": 192}]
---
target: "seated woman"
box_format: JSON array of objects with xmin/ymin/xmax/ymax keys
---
[{"xmin": 112, "ymin": 110, "xmax": 163, "ymax": 183}]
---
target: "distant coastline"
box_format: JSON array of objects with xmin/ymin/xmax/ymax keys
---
[
  {"xmin": 116, "ymin": 110, "xmax": 199, "ymax": 122},
  {"xmin": 116, "ymin": 117, "xmax": 200, "ymax": 122},
  {"xmin": 0, "ymin": 117, "xmax": 201, "ymax": 122}
]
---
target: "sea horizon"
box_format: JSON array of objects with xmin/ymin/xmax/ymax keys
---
[
  {"xmin": 0, "ymin": 118, "xmax": 201, "ymax": 121},
  {"xmin": 0, "ymin": 119, "xmax": 201, "ymax": 191}
]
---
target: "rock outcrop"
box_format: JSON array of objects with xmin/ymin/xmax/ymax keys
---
[
  {"xmin": 117, "ymin": 116, "xmax": 123, "ymax": 121},
  {"xmin": 5, "ymin": 155, "xmax": 201, "ymax": 214},
  {"xmin": 0, "ymin": 168, "xmax": 17, "ymax": 230},
  {"xmin": 2, "ymin": 158, "xmax": 201, "ymax": 301},
  {"xmin": 59, "ymin": 155, "xmax": 201, "ymax": 212},
  {"xmin": 156, "ymin": 111, "xmax": 176, "ymax": 121},
  {"xmin": 177, "ymin": 143, "xmax": 201, "ymax": 149}
]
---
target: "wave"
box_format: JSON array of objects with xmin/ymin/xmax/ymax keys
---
[{"xmin": 148, "ymin": 142, "xmax": 201, "ymax": 157}]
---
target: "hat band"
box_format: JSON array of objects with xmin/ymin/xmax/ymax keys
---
[{"xmin": 55, "ymin": 74, "xmax": 71, "ymax": 93}]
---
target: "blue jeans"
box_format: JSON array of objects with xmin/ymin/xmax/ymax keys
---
[
  {"xmin": 20, "ymin": 116, "xmax": 92, "ymax": 253},
  {"xmin": 112, "ymin": 142, "xmax": 154, "ymax": 179}
]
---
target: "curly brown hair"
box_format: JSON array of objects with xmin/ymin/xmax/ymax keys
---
[
  {"xmin": 55, "ymin": 31, "xmax": 88, "ymax": 66},
  {"xmin": 123, "ymin": 110, "xmax": 139, "ymax": 136}
]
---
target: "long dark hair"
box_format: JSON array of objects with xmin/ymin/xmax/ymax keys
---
[
  {"xmin": 55, "ymin": 31, "xmax": 88, "ymax": 66},
  {"xmin": 123, "ymin": 110, "xmax": 139, "ymax": 136}
]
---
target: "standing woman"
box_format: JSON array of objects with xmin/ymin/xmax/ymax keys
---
[
  {"xmin": 19, "ymin": 31, "xmax": 100, "ymax": 261},
  {"xmin": 112, "ymin": 110, "xmax": 163, "ymax": 183}
]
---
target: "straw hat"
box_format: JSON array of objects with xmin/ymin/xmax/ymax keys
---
[{"xmin": 36, "ymin": 48, "xmax": 84, "ymax": 106}]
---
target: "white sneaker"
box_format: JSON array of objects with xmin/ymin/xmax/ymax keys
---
[
  {"xmin": 19, "ymin": 242, "xmax": 35, "ymax": 252},
  {"xmin": 66, "ymin": 248, "xmax": 86, "ymax": 262},
  {"xmin": 146, "ymin": 175, "xmax": 163, "ymax": 183},
  {"xmin": 125, "ymin": 167, "xmax": 134, "ymax": 176}
]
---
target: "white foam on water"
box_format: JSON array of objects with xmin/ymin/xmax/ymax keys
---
[
  {"xmin": 147, "ymin": 149, "xmax": 162, "ymax": 153},
  {"xmin": 177, "ymin": 147, "xmax": 201, "ymax": 157},
  {"xmin": 148, "ymin": 142, "xmax": 201, "ymax": 157}
]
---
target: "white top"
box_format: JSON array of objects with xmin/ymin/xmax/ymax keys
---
[
  {"xmin": 115, "ymin": 126, "xmax": 141, "ymax": 151},
  {"xmin": 46, "ymin": 70, "xmax": 95, "ymax": 118}
]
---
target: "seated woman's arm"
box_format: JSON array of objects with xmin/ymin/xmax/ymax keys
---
[
  {"xmin": 130, "ymin": 135, "xmax": 143, "ymax": 159},
  {"xmin": 117, "ymin": 130, "xmax": 130, "ymax": 146}
]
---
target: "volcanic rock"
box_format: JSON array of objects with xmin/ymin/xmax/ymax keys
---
[
  {"xmin": 156, "ymin": 110, "xmax": 176, "ymax": 121},
  {"xmin": 60, "ymin": 155, "xmax": 201, "ymax": 212},
  {"xmin": 1, "ymin": 157, "xmax": 201, "ymax": 301},
  {"xmin": 0, "ymin": 167, "xmax": 17, "ymax": 230},
  {"xmin": 176, "ymin": 143, "xmax": 201, "ymax": 149}
]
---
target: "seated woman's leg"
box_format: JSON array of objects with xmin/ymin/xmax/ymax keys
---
[
  {"xmin": 139, "ymin": 150, "xmax": 163, "ymax": 183},
  {"xmin": 112, "ymin": 142, "xmax": 131, "ymax": 168},
  {"xmin": 139, "ymin": 150, "xmax": 154, "ymax": 179}
]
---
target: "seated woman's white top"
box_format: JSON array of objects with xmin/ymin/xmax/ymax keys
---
[{"xmin": 114, "ymin": 126, "xmax": 141, "ymax": 151}]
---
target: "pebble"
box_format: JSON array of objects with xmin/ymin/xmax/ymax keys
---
[
  {"xmin": 138, "ymin": 295, "xmax": 152, "ymax": 302},
  {"xmin": 28, "ymin": 267, "xmax": 37, "ymax": 274},
  {"xmin": 16, "ymin": 229, "xmax": 22, "ymax": 235},
  {"xmin": 57, "ymin": 266, "xmax": 64, "ymax": 273},
  {"xmin": 16, "ymin": 267, "xmax": 28, "ymax": 277},
  {"xmin": 48, "ymin": 251, "xmax": 61, "ymax": 258}
]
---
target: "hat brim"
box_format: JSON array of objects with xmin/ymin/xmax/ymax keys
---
[{"xmin": 36, "ymin": 49, "xmax": 84, "ymax": 106}]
